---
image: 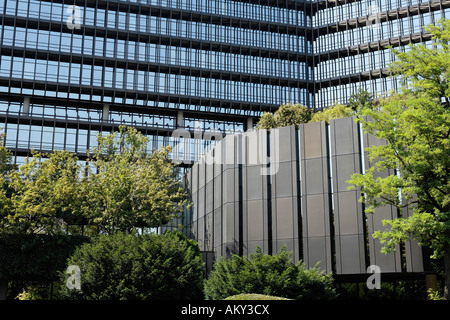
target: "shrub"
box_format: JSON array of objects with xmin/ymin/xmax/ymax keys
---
[
  {"xmin": 224, "ymin": 294, "xmax": 291, "ymax": 300},
  {"xmin": 255, "ymin": 104, "xmax": 311, "ymax": 131},
  {"xmin": 58, "ymin": 231, "xmax": 204, "ymax": 300},
  {"xmin": 310, "ymin": 103, "xmax": 355, "ymax": 124},
  {"xmin": 204, "ymin": 246, "xmax": 337, "ymax": 300},
  {"xmin": 274, "ymin": 104, "xmax": 311, "ymax": 128}
]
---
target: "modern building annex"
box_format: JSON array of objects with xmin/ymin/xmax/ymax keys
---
[
  {"xmin": 0, "ymin": 0, "xmax": 448, "ymax": 280},
  {"xmin": 178, "ymin": 118, "xmax": 435, "ymax": 280}
]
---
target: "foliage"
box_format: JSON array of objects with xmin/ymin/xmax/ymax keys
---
[
  {"xmin": 336, "ymin": 281, "xmax": 427, "ymax": 300},
  {"xmin": 0, "ymin": 233, "xmax": 89, "ymax": 281},
  {"xmin": 0, "ymin": 125, "xmax": 188, "ymax": 235},
  {"xmin": 15, "ymin": 285, "xmax": 50, "ymax": 300},
  {"xmin": 255, "ymin": 104, "xmax": 311, "ymax": 130},
  {"xmin": 0, "ymin": 130, "xmax": 16, "ymax": 179},
  {"xmin": 1, "ymin": 150, "xmax": 83, "ymax": 234},
  {"xmin": 58, "ymin": 231, "xmax": 204, "ymax": 300},
  {"xmin": 81, "ymin": 125, "xmax": 189, "ymax": 234},
  {"xmin": 224, "ymin": 293, "xmax": 290, "ymax": 300},
  {"xmin": 256, "ymin": 92, "xmax": 368, "ymax": 129},
  {"xmin": 348, "ymin": 88, "xmax": 375, "ymax": 112},
  {"xmin": 428, "ymin": 288, "xmax": 443, "ymax": 300},
  {"xmin": 310, "ymin": 103, "xmax": 355, "ymax": 124},
  {"xmin": 254, "ymin": 112, "xmax": 277, "ymax": 131},
  {"xmin": 204, "ymin": 246, "xmax": 336, "ymax": 300},
  {"xmin": 347, "ymin": 19, "xmax": 450, "ymax": 298}
]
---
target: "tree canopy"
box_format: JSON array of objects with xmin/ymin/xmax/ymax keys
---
[
  {"xmin": 348, "ymin": 19, "xmax": 450, "ymax": 299},
  {"xmin": 0, "ymin": 125, "xmax": 188, "ymax": 235},
  {"xmin": 255, "ymin": 103, "xmax": 311, "ymax": 130}
]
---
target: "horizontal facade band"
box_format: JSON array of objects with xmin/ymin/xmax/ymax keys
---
[
  {"xmin": 0, "ymin": 93, "xmax": 255, "ymax": 122},
  {"xmin": 0, "ymin": 78, "xmax": 279, "ymax": 115},
  {"xmin": 0, "ymin": 112, "xmax": 176, "ymax": 137},
  {"xmin": 39, "ymin": 0, "xmax": 311, "ymax": 37},
  {"xmin": 0, "ymin": 15, "xmax": 309, "ymax": 62},
  {"xmin": 0, "ymin": 46, "xmax": 310, "ymax": 88},
  {"xmin": 0, "ymin": 108, "xmax": 242, "ymax": 138},
  {"xmin": 313, "ymin": 30, "xmax": 432, "ymax": 65},
  {"xmin": 25, "ymin": 0, "xmax": 450, "ymax": 39},
  {"xmin": 314, "ymin": 67, "xmax": 390, "ymax": 90},
  {"xmin": 5, "ymin": 146, "xmax": 193, "ymax": 168},
  {"xmin": 315, "ymin": 0, "xmax": 450, "ymax": 37}
]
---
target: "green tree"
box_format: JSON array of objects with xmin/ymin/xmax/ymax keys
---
[
  {"xmin": 310, "ymin": 103, "xmax": 355, "ymax": 124},
  {"xmin": 58, "ymin": 231, "xmax": 204, "ymax": 300},
  {"xmin": 0, "ymin": 125, "xmax": 188, "ymax": 235},
  {"xmin": 348, "ymin": 19, "xmax": 450, "ymax": 299},
  {"xmin": 1, "ymin": 150, "xmax": 81, "ymax": 235},
  {"xmin": 0, "ymin": 130, "xmax": 16, "ymax": 179},
  {"xmin": 348, "ymin": 88, "xmax": 374, "ymax": 112},
  {"xmin": 255, "ymin": 112, "xmax": 277, "ymax": 130},
  {"xmin": 81, "ymin": 126, "xmax": 189, "ymax": 234},
  {"xmin": 204, "ymin": 246, "xmax": 336, "ymax": 300},
  {"xmin": 255, "ymin": 104, "xmax": 311, "ymax": 130}
]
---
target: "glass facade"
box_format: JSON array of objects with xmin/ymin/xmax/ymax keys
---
[
  {"xmin": 0, "ymin": 0, "xmax": 448, "ymax": 164},
  {"xmin": 313, "ymin": 0, "xmax": 450, "ymax": 108}
]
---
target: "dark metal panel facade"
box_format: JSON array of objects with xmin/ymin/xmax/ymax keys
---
[
  {"xmin": 363, "ymin": 129, "xmax": 403, "ymax": 273},
  {"xmin": 299, "ymin": 121, "xmax": 333, "ymax": 273},
  {"xmin": 330, "ymin": 116, "xmax": 366, "ymax": 275},
  {"xmin": 242, "ymin": 129, "xmax": 270, "ymax": 256},
  {"xmin": 184, "ymin": 119, "xmax": 427, "ymax": 277},
  {"xmin": 270, "ymin": 126, "xmax": 300, "ymax": 262}
]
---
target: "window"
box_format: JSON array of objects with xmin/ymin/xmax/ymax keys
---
[
  {"xmin": 72, "ymin": 34, "xmax": 83, "ymax": 54},
  {"xmin": 14, "ymin": 27, "xmax": 26, "ymax": 46},
  {"xmin": 96, "ymin": 9, "xmax": 106, "ymax": 27},
  {"xmin": 93, "ymin": 65, "xmax": 102, "ymax": 86},
  {"xmin": 107, "ymin": 11, "xmax": 116, "ymax": 28},
  {"xmin": 94, "ymin": 37, "xmax": 104, "ymax": 56},
  {"xmin": 83, "ymin": 36, "xmax": 93, "ymax": 55},
  {"xmin": 115, "ymin": 69, "xmax": 124, "ymax": 88},
  {"xmin": 25, "ymin": 28, "xmax": 38, "ymax": 48},
  {"xmin": 85, "ymin": 7, "xmax": 95, "ymax": 26},
  {"xmin": 23, "ymin": 59, "xmax": 35, "ymax": 79},
  {"xmin": 6, "ymin": 0, "xmax": 17, "ymax": 15},
  {"xmin": 82, "ymin": 64, "xmax": 91, "ymax": 85},
  {"xmin": 104, "ymin": 67, "xmax": 114, "ymax": 87}
]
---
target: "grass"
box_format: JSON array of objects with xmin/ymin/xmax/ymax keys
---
[{"xmin": 224, "ymin": 293, "xmax": 291, "ymax": 300}]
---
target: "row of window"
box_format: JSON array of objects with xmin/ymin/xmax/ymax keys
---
[
  {"xmin": 118, "ymin": 0, "xmax": 311, "ymax": 25},
  {"xmin": 1, "ymin": 26, "xmax": 311, "ymax": 80},
  {"xmin": 316, "ymin": 39, "xmax": 438, "ymax": 80},
  {"xmin": 0, "ymin": 56, "xmax": 308, "ymax": 106},
  {"xmin": 2, "ymin": 0, "xmax": 311, "ymax": 27},
  {"xmin": 5, "ymin": 0, "xmax": 309, "ymax": 53},
  {"xmin": 312, "ymin": 0, "xmax": 436, "ymax": 26},
  {"xmin": 314, "ymin": 9, "xmax": 446, "ymax": 52},
  {"xmin": 1, "ymin": 84, "xmax": 266, "ymax": 118},
  {"xmin": 2, "ymin": 121, "xmax": 219, "ymax": 166},
  {"xmin": 314, "ymin": 76, "xmax": 400, "ymax": 109},
  {"xmin": 314, "ymin": 46, "xmax": 407, "ymax": 80},
  {"xmin": 1, "ymin": 101, "xmax": 244, "ymax": 132},
  {"xmin": 0, "ymin": 102, "xmax": 239, "ymax": 163}
]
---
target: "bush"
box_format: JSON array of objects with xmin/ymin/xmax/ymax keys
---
[
  {"xmin": 255, "ymin": 104, "xmax": 311, "ymax": 131},
  {"xmin": 204, "ymin": 246, "xmax": 337, "ymax": 300},
  {"xmin": 0, "ymin": 233, "xmax": 89, "ymax": 282},
  {"xmin": 58, "ymin": 231, "xmax": 204, "ymax": 300},
  {"xmin": 310, "ymin": 103, "xmax": 355, "ymax": 124}
]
